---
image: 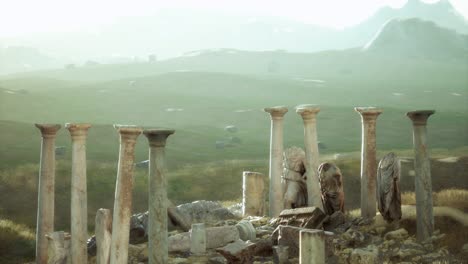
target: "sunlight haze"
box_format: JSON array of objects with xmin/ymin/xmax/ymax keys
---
[{"xmin": 1, "ymin": 0, "xmax": 467, "ymax": 37}]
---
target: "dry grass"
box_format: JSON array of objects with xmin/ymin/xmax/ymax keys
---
[{"xmin": 402, "ymin": 188, "xmax": 468, "ymax": 211}]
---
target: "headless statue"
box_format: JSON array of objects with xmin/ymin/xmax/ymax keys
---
[
  {"xmin": 377, "ymin": 152, "xmax": 402, "ymax": 222},
  {"xmin": 318, "ymin": 162, "xmax": 345, "ymax": 215},
  {"xmin": 282, "ymin": 147, "xmax": 308, "ymax": 209}
]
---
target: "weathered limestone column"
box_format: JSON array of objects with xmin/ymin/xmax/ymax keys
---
[
  {"xmin": 110, "ymin": 125, "xmax": 142, "ymax": 264},
  {"xmin": 95, "ymin": 209, "xmax": 112, "ymax": 264},
  {"xmin": 65, "ymin": 123, "xmax": 91, "ymax": 264},
  {"xmin": 35, "ymin": 124, "xmax": 61, "ymax": 264},
  {"xmin": 296, "ymin": 105, "xmax": 323, "ymax": 211},
  {"xmin": 407, "ymin": 110, "xmax": 435, "ymax": 241},
  {"xmin": 242, "ymin": 171, "xmax": 265, "ymax": 217},
  {"xmin": 355, "ymin": 107, "xmax": 382, "ymax": 218},
  {"xmin": 190, "ymin": 223, "xmax": 206, "ymax": 254},
  {"xmin": 299, "ymin": 229, "xmax": 325, "ymax": 264},
  {"xmin": 264, "ymin": 106, "xmax": 288, "ymax": 217},
  {"xmin": 143, "ymin": 129, "xmax": 175, "ymax": 264}
]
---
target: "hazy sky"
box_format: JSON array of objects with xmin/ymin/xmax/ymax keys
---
[{"xmin": 0, "ymin": 0, "xmax": 467, "ymax": 37}]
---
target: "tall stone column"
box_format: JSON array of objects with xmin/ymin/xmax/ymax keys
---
[
  {"xmin": 35, "ymin": 123, "xmax": 61, "ymax": 264},
  {"xmin": 143, "ymin": 129, "xmax": 175, "ymax": 264},
  {"xmin": 299, "ymin": 229, "xmax": 325, "ymax": 264},
  {"xmin": 355, "ymin": 107, "xmax": 382, "ymax": 218},
  {"xmin": 264, "ymin": 106, "xmax": 288, "ymax": 217},
  {"xmin": 65, "ymin": 123, "xmax": 91, "ymax": 264},
  {"xmin": 407, "ymin": 110, "xmax": 435, "ymax": 241},
  {"xmin": 296, "ymin": 105, "xmax": 323, "ymax": 210},
  {"xmin": 110, "ymin": 125, "xmax": 142, "ymax": 264},
  {"xmin": 242, "ymin": 171, "xmax": 265, "ymax": 217}
]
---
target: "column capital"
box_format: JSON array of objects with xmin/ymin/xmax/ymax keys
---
[
  {"xmin": 114, "ymin": 125, "xmax": 143, "ymax": 141},
  {"xmin": 355, "ymin": 107, "xmax": 382, "ymax": 121},
  {"xmin": 264, "ymin": 106, "xmax": 288, "ymax": 119},
  {"xmin": 406, "ymin": 110, "xmax": 435, "ymax": 126},
  {"xmin": 143, "ymin": 129, "xmax": 175, "ymax": 147},
  {"xmin": 35, "ymin": 124, "xmax": 61, "ymax": 138},
  {"xmin": 296, "ymin": 104, "xmax": 320, "ymax": 120},
  {"xmin": 65, "ymin": 123, "xmax": 91, "ymax": 139}
]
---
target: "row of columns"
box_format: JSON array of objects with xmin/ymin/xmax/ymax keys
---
[
  {"xmin": 263, "ymin": 107, "xmax": 435, "ymax": 240},
  {"xmin": 35, "ymin": 124, "xmax": 174, "ymax": 264}
]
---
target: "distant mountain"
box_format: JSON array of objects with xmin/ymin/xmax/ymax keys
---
[
  {"xmin": 349, "ymin": 0, "xmax": 468, "ymax": 47},
  {"xmin": 0, "ymin": 0, "xmax": 466, "ymax": 74},
  {"xmin": 363, "ymin": 18, "xmax": 468, "ymax": 60}
]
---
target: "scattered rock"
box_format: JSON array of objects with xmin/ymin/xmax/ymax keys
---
[
  {"xmin": 384, "ymin": 228, "xmax": 408, "ymax": 240},
  {"xmin": 350, "ymin": 245, "xmax": 380, "ymax": 264},
  {"xmin": 216, "ymin": 239, "xmax": 254, "ymax": 264},
  {"xmin": 177, "ymin": 200, "xmax": 238, "ymax": 224}
]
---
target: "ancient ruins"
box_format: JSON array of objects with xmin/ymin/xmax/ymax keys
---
[{"xmin": 33, "ymin": 108, "xmax": 448, "ymax": 263}]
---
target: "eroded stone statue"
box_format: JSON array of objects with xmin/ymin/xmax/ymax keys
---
[
  {"xmin": 46, "ymin": 231, "xmax": 71, "ymax": 264},
  {"xmin": 377, "ymin": 152, "xmax": 402, "ymax": 222},
  {"xmin": 282, "ymin": 147, "xmax": 308, "ymax": 209},
  {"xmin": 318, "ymin": 162, "xmax": 345, "ymax": 215}
]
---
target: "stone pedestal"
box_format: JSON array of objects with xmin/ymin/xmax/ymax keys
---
[
  {"xmin": 190, "ymin": 223, "xmax": 206, "ymax": 255},
  {"xmin": 110, "ymin": 125, "xmax": 142, "ymax": 264},
  {"xmin": 296, "ymin": 105, "xmax": 323, "ymax": 211},
  {"xmin": 355, "ymin": 107, "xmax": 382, "ymax": 218},
  {"xmin": 264, "ymin": 106, "xmax": 288, "ymax": 217},
  {"xmin": 242, "ymin": 171, "xmax": 265, "ymax": 216},
  {"xmin": 35, "ymin": 124, "xmax": 61, "ymax": 264},
  {"xmin": 143, "ymin": 129, "xmax": 175, "ymax": 264},
  {"xmin": 95, "ymin": 209, "xmax": 112, "ymax": 264},
  {"xmin": 407, "ymin": 110, "xmax": 435, "ymax": 241},
  {"xmin": 66, "ymin": 123, "xmax": 91, "ymax": 264},
  {"xmin": 299, "ymin": 229, "xmax": 324, "ymax": 264}
]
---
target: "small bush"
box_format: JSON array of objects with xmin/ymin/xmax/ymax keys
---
[{"xmin": 0, "ymin": 219, "xmax": 35, "ymax": 263}]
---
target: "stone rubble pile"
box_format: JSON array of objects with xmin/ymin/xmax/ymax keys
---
[{"xmin": 86, "ymin": 201, "xmax": 465, "ymax": 264}]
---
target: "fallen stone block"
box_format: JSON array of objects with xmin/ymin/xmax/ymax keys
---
[
  {"xmin": 216, "ymin": 239, "xmax": 254, "ymax": 264},
  {"xmin": 168, "ymin": 226, "xmax": 240, "ymax": 252},
  {"xmin": 275, "ymin": 207, "xmax": 327, "ymax": 229}
]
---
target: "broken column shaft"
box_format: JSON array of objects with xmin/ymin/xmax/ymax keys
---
[
  {"xmin": 35, "ymin": 123, "xmax": 61, "ymax": 264},
  {"xmin": 190, "ymin": 223, "xmax": 207, "ymax": 255},
  {"xmin": 95, "ymin": 209, "xmax": 112, "ymax": 264},
  {"xmin": 143, "ymin": 129, "xmax": 175, "ymax": 264},
  {"xmin": 66, "ymin": 123, "xmax": 91, "ymax": 264},
  {"xmin": 299, "ymin": 229, "xmax": 325, "ymax": 264},
  {"xmin": 355, "ymin": 107, "xmax": 382, "ymax": 218},
  {"xmin": 264, "ymin": 106, "xmax": 288, "ymax": 217},
  {"xmin": 407, "ymin": 110, "xmax": 435, "ymax": 241},
  {"xmin": 296, "ymin": 105, "xmax": 324, "ymax": 211},
  {"xmin": 110, "ymin": 125, "xmax": 142, "ymax": 264},
  {"xmin": 242, "ymin": 171, "xmax": 265, "ymax": 217}
]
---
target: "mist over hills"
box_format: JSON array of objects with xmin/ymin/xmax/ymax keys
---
[{"xmin": 0, "ymin": 0, "xmax": 466, "ymax": 75}]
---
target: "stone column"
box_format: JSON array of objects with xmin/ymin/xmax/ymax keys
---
[
  {"xmin": 242, "ymin": 171, "xmax": 265, "ymax": 217},
  {"xmin": 143, "ymin": 129, "xmax": 175, "ymax": 264},
  {"xmin": 190, "ymin": 223, "xmax": 206, "ymax": 255},
  {"xmin": 407, "ymin": 110, "xmax": 435, "ymax": 241},
  {"xmin": 65, "ymin": 123, "xmax": 91, "ymax": 264},
  {"xmin": 264, "ymin": 106, "xmax": 288, "ymax": 217},
  {"xmin": 35, "ymin": 124, "xmax": 61, "ymax": 264},
  {"xmin": 299, "ymin": 229, "xmax": 325, "ymax": 264},
  {"xmin": 95, "ymin": 209, "xmax": 112, "ymax": 264},
  {"xmin": 110, "ymin": 125, "xmax": 142, "ymax": 264},
  {"xmin": 296, "ymin": 105, "xmax": 323, "ymax": 211},
  {"xmin": 355, "ymin": 107, "xmax": 382, "ymax": 218}
]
